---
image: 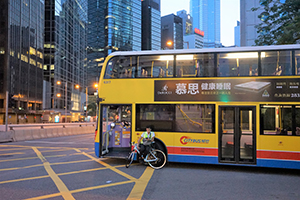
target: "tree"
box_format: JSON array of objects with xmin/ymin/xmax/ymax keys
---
[
  {"xmin": 252, "ymin": 0, "xmax": 300, "ymax": 45},
  {"xmin": 87, "ymin": 103, "xmax": 97, "ymax": 116}
]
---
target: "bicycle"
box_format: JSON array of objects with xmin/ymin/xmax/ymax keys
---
[{"xmin": 125, "ymin": 142, "xmax": 166, "ymax": 169}]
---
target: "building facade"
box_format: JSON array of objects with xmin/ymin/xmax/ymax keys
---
[
  {"xmin": 183, "ymin": 28, "xmax": 204, "ymax": 49},
  {"xmin": 177, "ymin": 9, "xmax": 204, "ymax": 49},
  {"xmin": 87, "ymin": 0, "xmax": 142, "ymax": 89},
  {"xmin": 190, "ymin": 0, "xmax": 220, "ymax": 48},
  {"xmin": 176, "ymin": 10, "xmax": 193, "ymax": 36},
  {"xmin": 234, "ymin": 21, "xmax": 241, "ymax": 47},
  {"xmin": 161, "ymin": 14, "xmax": 183, "ymax": 49},
  {"xmin": 43, "ymin": 0, "xmax": 88, "ymax": 122},
  {"xmin": 240, "ymin": 0, "xmax": 287, "ymax": 46},
  {"xmin": 240, "ymin": 0, "xmax": 264, "ymax": 46},
  {"xmin": 0, "ymin": 0, "xmax": 45, "ymax": 124},
  {"xmin": 142, "ymin": 0, "xmax": 161, "ymax": 50}
]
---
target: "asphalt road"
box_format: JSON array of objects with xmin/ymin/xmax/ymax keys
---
[{"xmin": 0, "ymin": 134, "xmax": 299, "ymax": 200}]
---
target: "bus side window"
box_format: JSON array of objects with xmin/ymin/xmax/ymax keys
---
[
  {"xmin": 138, "ymin": 56, "xmax": 158, "ymax": 78},
  {"xmin": 127, "ymin": 68, "xmax": 132, "ymax": 78},
  {"xmin": 176, "ymin": 59, "xmax": 196, "ymax": 77},
  {"xmin": 296, "ymin": 55, "xmax": 300, "ymax": 75},
  {"xmin": 261, "ymin": 51, "xmax": 292, "ymax": 76},
  {"xmin": 153, "ymin": 60, "xmax": 166, "ymax": 78},
  {"xmin": 177, "ymin": 68, "xmax": 183, "ymax": 77},
  {"xmin": 116, "ymin": 57, "xmax": 136, "ymax": 78},
  {"xmin": 159, "ymin": 68, "xmax": 165, "ymax": 77},
  {"xmin": 195, "ymin": 54, "xmax": 214, "ymax": 77},
  {"xmin": 120, "ymin": 68, "xmax": 128, "ymax": 78},
  {"xmin": 141, "ymin": 68, "xmax": 148, "ymax": 77}
]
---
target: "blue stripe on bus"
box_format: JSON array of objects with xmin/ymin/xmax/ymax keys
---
[
  {"xmin": 94, "ymin": 142, "xmax": 100, "ymax": 157},
  {"xmin": 93, "ymin": 147, "xmax": 300, "ymax": 169},
  {"xmin": 168, "ymin": 154, "xmax": 219, "ymax": 164},
  {"xmin": 257, "ymin": 159, "xmax": 300, "ymax": 170},
  {"xmin": 168, "ymin": 155, "xmax": 300, "ymax": 169}
]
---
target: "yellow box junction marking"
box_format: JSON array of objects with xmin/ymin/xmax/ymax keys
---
[
  {"xmin": 32, "ymin": 147, "xmax": 75, "ymax": 200},
  {"xmin": 0, "ymin": 145, "xmax": 155, "ymax": 200},
  {"xmin": 81, "ymin": 151, "xmax": 155, "ymax": 200},
  {"xmin": 81, "ymin": 151, "xmax": 137, "ymax": 181},
  {"xmin": 26, "ymin": 151, "xmax": 155, "ymax": 200},
  {"xmin": 0, "ymin": 152, "xmax": 25, "ymax": 156},
  {"xmin": 126, "ymin": 167, "xmax": 154, "ymax": 200}
]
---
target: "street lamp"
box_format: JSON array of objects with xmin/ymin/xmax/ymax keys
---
[
  {"xmin": 166, "ymin": 41, "xmax": 173, "ymax": 49},
  {"xmin": 56, "ymin": 81, "xmax": 67, "ymax": 123},
  {"xmin": 74, "ymin": 83, "xmax": 98, "ymax": 121}
]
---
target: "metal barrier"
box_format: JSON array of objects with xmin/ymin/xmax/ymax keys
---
[
  {"xmin": 0, "ymin": 122, "xmax": 97, "ymax": 142},
  {"xmin": 7, "ymin": 122, "xmax": 96, "ymax": 130}
]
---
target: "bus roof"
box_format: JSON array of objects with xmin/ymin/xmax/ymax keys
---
[{"xmin": 109, "ymin": 44, "xmax": 300, "ymax": 57}]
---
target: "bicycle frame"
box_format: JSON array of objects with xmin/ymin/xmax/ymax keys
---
[
  {"xmin": 126, "ymin": 143, "xmax": 166, "ymax": 169},
  {"xmin": 144, "ymin": 150, "xmax": 158, "ymax": 162},
  {"xmin": 133, "ymin": 144, "xmax": 158, "ymax": 162}
]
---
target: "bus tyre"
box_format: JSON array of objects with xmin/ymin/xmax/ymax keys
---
[{"xmin": 154, "ymin": 140, "xmax": 164, "ymax": 152}]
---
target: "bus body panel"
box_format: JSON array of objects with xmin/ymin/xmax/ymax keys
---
[{"xmin": 95, "ymin": 45, "xmax": 300, "ymax": 169}]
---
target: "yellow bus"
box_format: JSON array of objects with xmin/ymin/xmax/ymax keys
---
[{"xmin": 95, "ymin": 44, "xmax": 300, "ymax": 169}]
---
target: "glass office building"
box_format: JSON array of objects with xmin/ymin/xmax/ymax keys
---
[
  {"xmin": 142, "ymin": 0, "xmax": 161, "ymax": 50},
  {"xmin": 161, "ymin": 14, "xmax": 183, "ymax": 49},
  {"xmin": 43, "ymin": 0, "xmax": 87, "ymax": 122},
  {"xmin": 0, "ymin": 0, "xmax": 44, "ymax": 124},
  {"xmin": 190, "ymin": 0, "xmax": 221, "ymax": 48},
  {"xmin": 177, "ymin": 10, "xmax": 193, "ymax": 36},
  {"xmin": 87, "ymin": 0, "xmax": 142, "ymax": 87}
]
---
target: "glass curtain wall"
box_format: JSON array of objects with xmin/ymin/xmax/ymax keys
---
[
  {"xmin": 44, "ymin": 0, "xmax": 87, "ymax": 115},
  {"xmin": 8, "ymin": 0, "xmax": 44, "ymax": 121},
  {"xmin": 190, "ymin": 0, "xmax": 220, "ymax": 48},
  {"xmin": 87, "ymin": 0, "xmax": 141, "ymax": 87}
]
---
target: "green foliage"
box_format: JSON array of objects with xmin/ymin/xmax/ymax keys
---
[
  {"xmin": 252, "ymin": 0, "xmax": 300, "ymax": 45},
  {"xmin": 87, "ymin": 103, "xmax": 97, "ymax": 116}
]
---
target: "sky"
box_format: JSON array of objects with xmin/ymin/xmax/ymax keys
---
[{"xmin": 160, "ymin": 0, "xmax": 240, "ymax": 46}]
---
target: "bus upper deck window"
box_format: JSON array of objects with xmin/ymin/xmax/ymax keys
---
[
  {"xmin": 104, "ymin": 58, "xmax": 118, "ymax": 79},
  {"xmin": 261, "ymin": 51, "xmax": 292, "ymax": 76}
]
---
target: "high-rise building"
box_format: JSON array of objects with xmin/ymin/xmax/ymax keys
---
[
  {"xmin": 190, "ymin": 0, "xmax": 221, "ymax": 48},
  {"xmin": 87, "ymin": 0, "xmax": 142, "ymax": 87},
  {"xmin": 177, "ymin": 9, "xmax": 203, "ymax": 49},
  {"xmin": 235, "ymin": 21, "xmax": 240, "ymax": 47},
  {"xmin": 240, "ymin": 0, "xmax": 264, "ymax": 46},
  {"xmin": 184, "ymin": 28, "xmax": 204, "ymax": 49},
  {"xmin": 176, "ymin": 10, "xmax": 193, "ymax": 36},
  {"xmin": 240, "ymin": 0, "xmax": 287, "ymax": 46},
  {"xmin": 142, "ymin": 0, "xmax": 161, "ymax": 50},
  {"xmin": 0, "ymin": 0, "xmax": 45, "ymax": 124},
  {"xmin": 161, "ymin": 14, "xmax": 183, "ymax": 49},
  {"xmin": 43, "ymin": 0, "xmax": 88, "ymax": 122}
]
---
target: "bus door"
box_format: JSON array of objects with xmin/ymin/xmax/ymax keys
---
[
  {"xmin": 219, "ymin": 106, "xmax": 256, "ymax": 164},
  {"xmin": 101, "ymin": 105, "xmax": 131, "ymax": 156}
]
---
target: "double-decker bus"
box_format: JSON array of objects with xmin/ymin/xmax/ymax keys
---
[{"xmin": 95, "ymin": 44, "xmax": 300, "ymax": 169}]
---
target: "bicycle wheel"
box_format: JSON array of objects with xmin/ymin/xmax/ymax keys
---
[
  {"xmin": 148, "ymin": 149, "xmax": 166, "ymax": 169},
  {"xmin": 126, "ymin": 152, "xmax": 134, "ymax": 168}
]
